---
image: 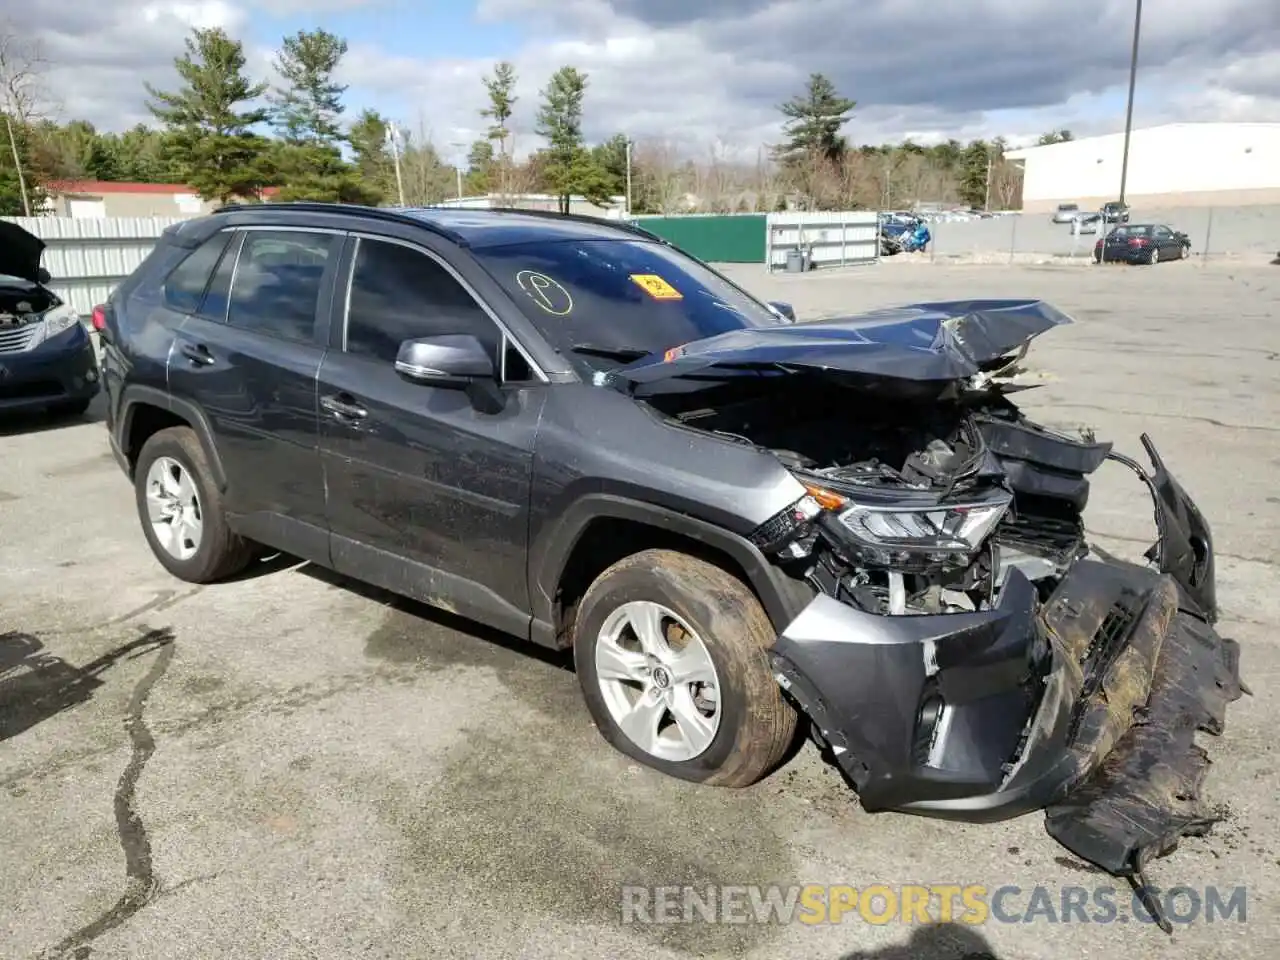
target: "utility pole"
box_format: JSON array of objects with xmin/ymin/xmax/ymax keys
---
[
  {"xmin": 384, "ymin": 122, "xmax": 406, "ymax": 207},
  {"xmin": 984, "ymin": 149, "xmax": 993, "ymax": 211},
  {"xmin": 624, "ymin": 138, "xmax": 633, "ymax": 218},
  {"xmin": 1118, "ymin": 0, "xmax": 1143, "ymax": 205}
]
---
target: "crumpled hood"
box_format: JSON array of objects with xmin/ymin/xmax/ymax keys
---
[
  {"xmin": 615, "ymin": 298, "xmax": 1073, "ymax": 386},
  {"xmin": 0, "ymin": 218, "xmax": 47, "ymax": 285}
]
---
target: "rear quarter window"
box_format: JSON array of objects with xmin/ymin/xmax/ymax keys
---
[{"xmin": 161, "ymin": 232, "xmax": 233, "ymax": 314}]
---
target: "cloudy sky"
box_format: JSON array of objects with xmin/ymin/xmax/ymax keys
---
[{"xmin": 12, "ymin": 0, "xmax": 1280, "ymax": 163}]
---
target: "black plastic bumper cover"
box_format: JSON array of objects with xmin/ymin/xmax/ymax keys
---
[{"xmin": 1044, "ymin": 609, "xmax": 1245, "ymax": 876}]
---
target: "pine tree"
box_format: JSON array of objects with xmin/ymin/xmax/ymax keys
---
[
  {"xmin": 775, "ymin": 73, "xmax": 856, "ymax": 165},
  {"xmin": 145, "ymin": 27, "xmax": 271, "ymax": 202}
]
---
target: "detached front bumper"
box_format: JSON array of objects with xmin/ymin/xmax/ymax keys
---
[{"xmin": 770, "ymin": 435, "xmax": 1247, "ymax": 878}]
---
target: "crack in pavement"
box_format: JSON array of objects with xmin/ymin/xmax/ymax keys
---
[
  {"xmin": 1044, "ymin": 403, "xmax": 1280, "ymax": 434},
  {"xmin": 40, "ymin": 628, "xmax": 175, "ymax": 960}
]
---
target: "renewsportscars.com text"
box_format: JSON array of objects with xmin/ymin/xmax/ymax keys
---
[{"xmin": 620, "ymin": 884, "xmax": 1248, "ymax": 927}]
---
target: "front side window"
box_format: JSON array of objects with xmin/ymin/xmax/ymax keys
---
[
  {"xmin": 471, "ymin": 238, "xmax": 785, "ymax": 373},
  {"xmin": 163, "ymin": 232, "xmax": 232, "ymax": 314},
  {"xmin": 225, "ymin": 230, "xmax": 336, "ymax": 343},
  {"xmin": 343, "ymin": 238, "xmax": 500, "ymax": 364}
]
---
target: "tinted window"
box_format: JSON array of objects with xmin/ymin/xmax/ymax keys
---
[
  {"xmin": 344, "ymin": 239, "xmax": 498, "ymax": 364},
  {"xmin": 1109, "ymin": 225, "xmax": 1151, "ymax": 238},
  {"xmin": 197, "ymin": 232, "xmax": 241, "ymax": 322},
  {"xmin": 226, "ymin": 230, "xmax": 336, "ymax": 343},
  {"xmin": 163, "ymin": 232, "xmax": 232, "ymax": 314},
  {"xmin": 471, "ymin": 239, "xmax": 784, "ymax": 373}
]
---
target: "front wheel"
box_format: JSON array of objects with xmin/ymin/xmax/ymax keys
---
[{"xmin": 572, "ymin": 549, "xmax": 797, "ymax": 787}]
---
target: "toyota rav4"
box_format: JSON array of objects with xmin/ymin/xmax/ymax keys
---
[{"xmin": 99, "ymin": 203, "xmax": 1245, "ymax": 896}]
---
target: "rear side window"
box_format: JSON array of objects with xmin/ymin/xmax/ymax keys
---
[
  {"xmin": 163, "ymin": 232, "xmax": 232, "ymax": 314},
  {"xmin": 226, "ymin": 230, "xmax": 336, "ymax": 344}
]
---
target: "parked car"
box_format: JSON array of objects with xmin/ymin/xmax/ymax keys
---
[
  {"xmin": 1094, "ymin": 223, "xmax": 1191, "ymax": 264},
  {"xmin": 1101, "ymin": 200, "xmax": 1131, "ymax": 223},
  {"xmin": 99, "ymin": 203, "xmax": 1244, "ymax": 882},
  {"xmin": 1051, "ymin": 203, "xmax": 1080, "ymax": 224},
  {"xmin": 0, "ymin": 220, "xmax": 101, "ymax": 418}
]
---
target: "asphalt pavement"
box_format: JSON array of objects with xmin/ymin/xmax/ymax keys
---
[{"xmin": 2, "ymin": 259, "xmax": 1278, "ymax": 959}]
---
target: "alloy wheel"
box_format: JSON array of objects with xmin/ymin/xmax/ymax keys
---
[
  {"xmin": 594, "ymin": 600, "xmax": 722, "ymax": 762},
  {"xmin": 144, "ymin": 456, "xmax": 204, "ymax": 561}
]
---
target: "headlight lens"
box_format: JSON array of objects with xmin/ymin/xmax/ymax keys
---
[
  {"xmin": 42, "ymin": 305, "xmax": 81, "ymax": 337},
  {"xmin": 837, "ymin": 493, "xmax": 1012, "ymax": 554}
]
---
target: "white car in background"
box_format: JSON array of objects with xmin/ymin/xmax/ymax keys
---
[{"xmin": 1052, "ymin": 203, "xmax": 1081, "ymax": 223}]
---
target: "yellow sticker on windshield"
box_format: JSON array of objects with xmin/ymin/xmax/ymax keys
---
[{"xmin": 630, "ymin": 274, "xmax": 683, "ymax": 300}]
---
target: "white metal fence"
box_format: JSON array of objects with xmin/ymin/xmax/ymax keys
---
[
  {"xmin": 766, "ymin": 211, "xmax": 880, "ymax": 272},
  {"xmin": 4, "ymin": 216, "xmax": 180, "ymax": 316}
]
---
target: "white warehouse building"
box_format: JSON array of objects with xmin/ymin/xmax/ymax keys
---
[{"xmin": 1005, "ymin": 122, "xmax": 1280, "ymax": 213}]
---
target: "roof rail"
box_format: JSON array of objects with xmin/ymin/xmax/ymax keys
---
[
  {"xmin": 210, "ymin": 200, "xmax": 468, "ymax": 244},
  {"xmin": 476, "ymin": 205, "xmax": 670, "ymax": 244}
]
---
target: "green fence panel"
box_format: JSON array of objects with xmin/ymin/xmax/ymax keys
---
[{"xmin": 633, "ymin": 214, "xmax": 767, "ymax": 263}]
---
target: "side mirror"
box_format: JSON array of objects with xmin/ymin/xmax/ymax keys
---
[
  {"xmin": 395, "ymin": 334, "xmax": 494, "ymax": 387},
  {"xmin": 36, "ymin": 267, "xmax": 51, "ymax": 285},
  {"xmin": 769, "ymin": 300, "xmax": 797, "ymax": 322}
]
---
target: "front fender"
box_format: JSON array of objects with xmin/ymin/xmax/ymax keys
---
[{"xmin": 528, "ymin": 493, "xmax": 815, "ymax": 644}]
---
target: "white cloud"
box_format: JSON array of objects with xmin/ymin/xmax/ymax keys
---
[{"xmin": 8, "ymin": 0, "xmax": 1280, "ymax": 159}]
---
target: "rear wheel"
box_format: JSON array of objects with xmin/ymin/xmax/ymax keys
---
[
  {"xmin": 572, "ymin": 549, "xmax": 796, "ymax": 787},
  {"xmin": 133, "ymin": 427, "xmax": 255, "ymax": 583},
  {"xmin": 1148, "ymin": 247, "xmax": 1159, "ymax": 265}
]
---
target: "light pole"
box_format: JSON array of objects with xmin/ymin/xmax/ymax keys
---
[
  {"xmin": 1118, "ymin": 0, "xmax": 1143, "ymax": 205},
  {"xmin": 449, "ymin": 140, "xmax": 467, "ymax": 203},
  {"xmin": 384, "ymin": 122, "xmax": 406, "ymax": 207}
]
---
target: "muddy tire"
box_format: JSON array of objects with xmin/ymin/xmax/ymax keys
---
[
  {"xmin": 572, "ymin": 549, "xmax": 796, "ymax": 787},
  {"xmin": 134, "ymin": 426, "xmax": 255, "ymax": 583}
]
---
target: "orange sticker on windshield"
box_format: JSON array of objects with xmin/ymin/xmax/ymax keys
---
[{"xmin": 630, "ymin": 274, "xmax": 683, "ymax": 300}]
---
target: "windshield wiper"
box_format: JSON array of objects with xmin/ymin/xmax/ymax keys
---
[{"xmin": 569, "ymin": 343, "xmax": 655, "ymax": 361}]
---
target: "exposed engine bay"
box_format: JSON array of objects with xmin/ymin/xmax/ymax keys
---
[
  {"xmin": 0, "ymin": 282, "xmax": 59, "ymax": 328},
  {"xmin": 652, "ymin": 368, "xmax": 1105, "ymax": 620}
]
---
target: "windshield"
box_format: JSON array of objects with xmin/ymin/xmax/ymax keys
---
[
  {"xmin": 1108, "ymin": 225, "xmax": 1150, "ymax": 238},
  {"xmin": 471, "ymin": 238, "xmax": 786, "ymax": 373}
]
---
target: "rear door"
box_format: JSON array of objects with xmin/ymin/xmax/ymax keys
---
[
  {"xmin": 168, "ymin": 226, "xmax": 342, "ymax": 563},
  {"xmin": 316, "ymin": 233, "xmax": 547, "ymax": 637}
]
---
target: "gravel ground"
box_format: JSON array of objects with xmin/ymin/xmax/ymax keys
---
[{"xmin": 2, "ymin": 259, "xmax": 1278, "ymax": 960}]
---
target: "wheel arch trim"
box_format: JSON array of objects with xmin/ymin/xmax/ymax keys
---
[
  {"xmin": 534, "ymin": 493, "xmax": 815, "ymax": 636},
  {"xmin": 118, "ymin": 384, "xmax": 228, "ymax": 491}
]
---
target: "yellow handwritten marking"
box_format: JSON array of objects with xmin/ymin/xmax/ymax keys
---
[
  {"xmin": 630, "ymin": 274, "xmax": 683, "ymax": 300},
  {"xmin": 515, "ymin": 270, "xmax": 573, "ymax": 316}
]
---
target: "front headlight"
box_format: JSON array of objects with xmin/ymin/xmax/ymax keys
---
[
  {"xmin": 798, "ymin": 480, "xmax": 1013, "ymax": 570},
  {"xmin": 42, "ymin": 305, "xmax": 81, "ymax": 337},
  {"xmin": 837, "ymin": 493, "xmax": 1012, "ymax": 554}
]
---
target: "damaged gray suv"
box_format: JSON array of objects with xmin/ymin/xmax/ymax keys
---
[{"xmin": 101, "ymin": 203, "xmax": 1245, "ymax": 895}]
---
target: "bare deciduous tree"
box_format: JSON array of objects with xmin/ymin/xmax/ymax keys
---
[{"xmin": 0, "ymin": 25, "xmax": 50, "ymax": 215}]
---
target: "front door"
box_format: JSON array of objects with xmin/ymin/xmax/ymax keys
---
[
  {"xmin": 168, "ymin": 227, "xmax": 341, "ymax": 563},
  {"xmin": 317, "ymin": 234, "xmax": 546, "ymax": 637}
]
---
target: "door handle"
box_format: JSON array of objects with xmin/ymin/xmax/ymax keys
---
[
  {"xmin": 179, "ymin": 342, "xmax": 215, "ymax": 366},
  {"xmin": 320, "ymin": 393, "xmax": 368, "ymax": 421}
]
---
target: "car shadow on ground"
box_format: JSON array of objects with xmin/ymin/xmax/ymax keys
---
[
  {"xmin": 836, "ymin": 923, "xmax": 1002, "ymax": 959},
  {"xmin": 0, "ymin": 392, "xmax": 107, "ymax": 437},
  {"xmin": 0, "ymin": 628, "xmax": 174, "ymax": 744}
]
